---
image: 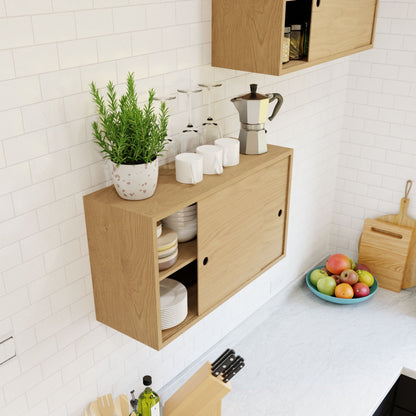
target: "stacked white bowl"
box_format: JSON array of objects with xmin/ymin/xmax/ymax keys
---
[
  {"xmin": 162, "ymin": 204, "xmax": 197, "ymax": 243},
  {"xmin": 160, "ymin": 278, "xmax": 188, "ymax": 330}
]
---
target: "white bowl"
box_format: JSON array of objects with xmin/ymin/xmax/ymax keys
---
[
  {"xmin": 178, "ymin": 204, "xmax": 196, "ymax": 213},
  {"xmin": 176, "ymin": 226, "xmax": 197, "ymax": 242},
  {"xmin": 166, "ymin": 211, "xmax": 196, "ymax": 220},
  {"xmin": 163, "ymin": 218, "xmax": 197, "ymax": 227}
]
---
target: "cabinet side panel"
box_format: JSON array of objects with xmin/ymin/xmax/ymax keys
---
[
  {"xmin": 198, "ymin": 157, "xmax": 289, "ymax": 314},
  {"xmin": 309, "ymin": 0, "xmax": 377, "ymax": 62},
  {"xmin": 84, "ymin": 197, "xmax": 160, "ymax": 349},
  {"xmin": 212, "ymin": 0, "xmax": 283, "ymax": 75}
]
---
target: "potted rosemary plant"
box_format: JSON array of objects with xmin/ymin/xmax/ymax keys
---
[{"xmin": 90, "ymin": 72, "xmax": 168, "ymax": 200}]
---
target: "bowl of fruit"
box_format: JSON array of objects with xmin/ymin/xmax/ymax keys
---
[{"xmin": 306, "ymin": 253, "xmax": 378, "ymax": 304}]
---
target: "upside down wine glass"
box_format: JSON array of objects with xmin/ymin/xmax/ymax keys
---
[
  {"xmin": 177, "ymin": 88, "xmax": 202, "ymax": 153},
  {"xmin": 154, "ymin": 93, "xmax": 178, "ymax": 168},
  {"xmin": 198, "ymin": 83, "xmax": 223, "ymax": 145}
]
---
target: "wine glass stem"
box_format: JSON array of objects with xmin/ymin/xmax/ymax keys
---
[
  {"xmin": 207, "ymin": 87, "xmax": 212, "ymax": 119},
  {"xmin": 187, "ymin": 92, "xmax": 192, "ymax": 127}
]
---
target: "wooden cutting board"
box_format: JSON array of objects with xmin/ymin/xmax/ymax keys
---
[
  {"xmin": 376, "ymin": 181, "xmax": 416, "ymax": 289},
  {"xmin": 358, "ymin": 218, "xmax": 413, "ymax": 292}
]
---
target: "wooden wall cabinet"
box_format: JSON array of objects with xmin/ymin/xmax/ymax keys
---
[
  {"xmin": 212, "ymin": 0, "xmax": 379, "ymax": 76},
  {"xmin": 84, "ymin": 145, "xmax": 292, "ymax": 350}
]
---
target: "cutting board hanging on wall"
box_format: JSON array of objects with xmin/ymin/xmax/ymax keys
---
[{"xmin": 358, "ymin": 180, "xmax": 416, "ymax": 292}]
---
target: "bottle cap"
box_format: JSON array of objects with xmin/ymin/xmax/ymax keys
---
[
  {"xmin": 291, "ymin": 24, "xmax": 302, "ymax": 30},
  {"xmin": 285, "ymin": 26, "xmax": 291, "ymax": 33},
  {"xmin": 143, "ymin": 375, "xmax": 152, "ymax": 386}
]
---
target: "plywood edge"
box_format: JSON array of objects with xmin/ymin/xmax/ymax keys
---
[
  {"xmin": 281, "ymin": 45, "xmax": 374, "ymax": 75},
  {"xmin": 282, "ymin": 153, "xmax": 293, "ymax": 257}
]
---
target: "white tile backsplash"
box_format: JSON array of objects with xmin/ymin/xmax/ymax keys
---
[
  {"xmin": 0, "ymin": 17, "xmax": 34, "ymax": 49},
  {"xmin": 32, "ymin": 13, "xmax": 77, "ymax": 44},
  {"xmin": 0, "ymin": 0, "xmax": 415, "ymax": 414}
]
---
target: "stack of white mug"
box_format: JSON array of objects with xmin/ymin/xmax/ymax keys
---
[{"xmin": 175, "ymin": 138, "xmax": 240, "ymax": 184}]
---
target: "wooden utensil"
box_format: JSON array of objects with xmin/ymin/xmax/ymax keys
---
[
  {"xmin": 358, "ymin": 218, "xmax": 413, "ymax": 292},
  {"xmin": 89, "ymin": 401, "xmax": 101, "ymax": 416},
  {"xmin": 115, "ymin": 394, "xmax": 130, "ymax": 416},
  {"xmin": 376, "ymin": 180, "xmax": 416, "ymax": 288},
  {"xmin": 97, "ymin": 394, "xmax": 115, "ymax": 416}
]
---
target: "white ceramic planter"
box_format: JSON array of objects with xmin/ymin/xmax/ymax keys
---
[{"xmin": 110, "ymin": 159, "xmax": 159, "ymax": 200}]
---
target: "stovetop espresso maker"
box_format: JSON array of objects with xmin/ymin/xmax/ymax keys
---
[{"xmin": 231, "ymin": 84, "xmax": 283, "ymax": 154}]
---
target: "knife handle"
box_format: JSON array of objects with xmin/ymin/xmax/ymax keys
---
[
  {"xmin": 211, "ymin": 348, "xmax": 233, "ymax": 369},
  {"xmin": 223, "ymin": 362, "xmax": 245, "ymax": 383},
  {"xmin": 212, "ymin": 354, "xmax": 236, "ymax": 377}
]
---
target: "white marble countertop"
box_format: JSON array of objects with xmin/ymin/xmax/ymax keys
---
[
  {"xmin": 220, "ymin": 279, "xmax": 416, "ymax": 416},
  {"xmin": 161, "ymin": 277, "xmax": 416, "ymax": 416}
]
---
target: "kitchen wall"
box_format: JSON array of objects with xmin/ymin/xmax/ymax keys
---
[
  {"xmin": 332, "ymin": 0, "xmax": 416, "ymax": 257},
  {"xmin": 0, "ymin": 0, "xmax": 402, "ymax": 415}
]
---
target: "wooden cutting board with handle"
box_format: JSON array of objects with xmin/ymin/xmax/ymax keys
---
[
  {"xmin": 358, "ymin": 180, "xmax": 416, "ymax": 292},
  {"xmin": 377, "ymin": 180, "xmax": 416, "ymax": 289}
]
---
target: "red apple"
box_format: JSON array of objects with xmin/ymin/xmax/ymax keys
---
[
  {"xmin": 326, "ymin": 254, "xmax": 351, "ymax": 275},
  {"xmin": 340, "ymin": 269, "xmax": 359, "ymax": 285},
  {"xmin": 353, "ymin": 282, "xmax": 370, "ymax": 298},
  {"xmin": 321, "ymin": 266, "xmax": 333, "ymax": 276},
  {"xmin": 355, "ymin": 263, "xmax": 371, "ymax": 273},
  {"xmin": 331, "ymin": 275, "xmax": 341, "ymax": 285}
]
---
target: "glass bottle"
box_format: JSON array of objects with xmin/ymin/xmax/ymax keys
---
[
  {"xmin": 290, "ymin": 24, "xmax": 302, "ymax": 60},
  {"xmin": 303, "ymin": 22, "xmax": 309, "ymax": 58},
  {"xmin": 137, "ymin": 375, "xmax": 161, "ymax": 416},
  {"xmin": 282, "ymin": 26, "xmax": 291, "ymax": 63}
]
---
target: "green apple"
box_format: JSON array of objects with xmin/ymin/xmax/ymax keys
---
[
  {"xmin": 317, "ymin": 276, "xmax": 337, "ymax": 296},
  {"xmin": 310, "ymin": 268, "xmax": 328, "ymax": 287}
]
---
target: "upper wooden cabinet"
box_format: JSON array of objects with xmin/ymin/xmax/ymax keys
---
[
  {"xmin": 212, "ymin": 0, "xmax": 379, "ymax": 76},
  {"xmin": 83, "ymin": 145, "xmax": 292, "ymax": 350}
]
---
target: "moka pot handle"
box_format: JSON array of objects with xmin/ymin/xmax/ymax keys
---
[{"xmin": 267, "ymin": 93, "xmax": 284, "ymax": 121}]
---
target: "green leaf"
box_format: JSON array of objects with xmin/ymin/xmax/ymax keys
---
[{"xmin": 89, "ymin": 72, "xmax": 169, "ymax": 166}]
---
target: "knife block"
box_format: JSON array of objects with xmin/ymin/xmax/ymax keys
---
[{"xmin": 164, "ymin": 362, "xmax": 231, "ymax": 416}]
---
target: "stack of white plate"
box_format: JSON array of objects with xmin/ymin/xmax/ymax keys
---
[
  {"xmin": 160, "ymin": 278, "xmax": 188, "ymax": 330},
  {"xmin": 163, "ymin": 204, "xmax": 197, "ymax": 243}
]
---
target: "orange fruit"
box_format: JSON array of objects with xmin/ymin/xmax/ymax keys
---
[{"xmin": 334, "ymin": 283, "xmax": 354, "ymax": 299}]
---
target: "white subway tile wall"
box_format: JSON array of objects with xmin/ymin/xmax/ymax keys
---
[
  {"xmin": 0, "ymin": 0, "xmax": 414, "ymax": 415},
  {"xmin": 331, "ymin": 0, "xmax": 416, "ymax": 255}
]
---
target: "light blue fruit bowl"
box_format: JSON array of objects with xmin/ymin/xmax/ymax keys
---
[{"xmin": 305, "ymin": 266, "xmax": 378, "ymax": 304}]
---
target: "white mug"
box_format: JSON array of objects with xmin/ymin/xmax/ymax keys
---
[
  {"xmin": 175, "ymin": 153, "xmax": 203, "ymax": 184},
  {"xmin": 214, "ymin": 138, "xmax": 240, "ymax": 167},
  {"xmin": 196, "ymin": 145, "xmax": 223, "ymax": 175}
]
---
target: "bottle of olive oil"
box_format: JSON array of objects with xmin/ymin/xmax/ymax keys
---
[{"xmin": 137, "ymin": 375, "xmax": 161, "ymax": 416}]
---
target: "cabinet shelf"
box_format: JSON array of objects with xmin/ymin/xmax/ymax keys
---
[
  {"xmin": 84, "ymin": 145, "xmax": 293, "ymax": 350},
  {"xmin": 159, "ymin": 239, "xmax": 197, "ymax": 281}
]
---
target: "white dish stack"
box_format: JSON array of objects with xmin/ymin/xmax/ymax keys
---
[
  {"xmin": 162, "ymin": 204, "xmax": 197, "ymax": 243},
  {"xmin": 160, "ymin": 278, "xmax": 188, "ymax": 330}
]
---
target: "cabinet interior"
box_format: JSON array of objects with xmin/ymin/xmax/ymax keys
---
[{"xmin": 283, "ymin": 0, "xmax": 312, "ymax": 71}]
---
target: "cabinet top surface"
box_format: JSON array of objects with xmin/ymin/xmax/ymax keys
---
[{"xmin": 84, "ymin": 144, "xmax": 293, "ymax": 220}]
